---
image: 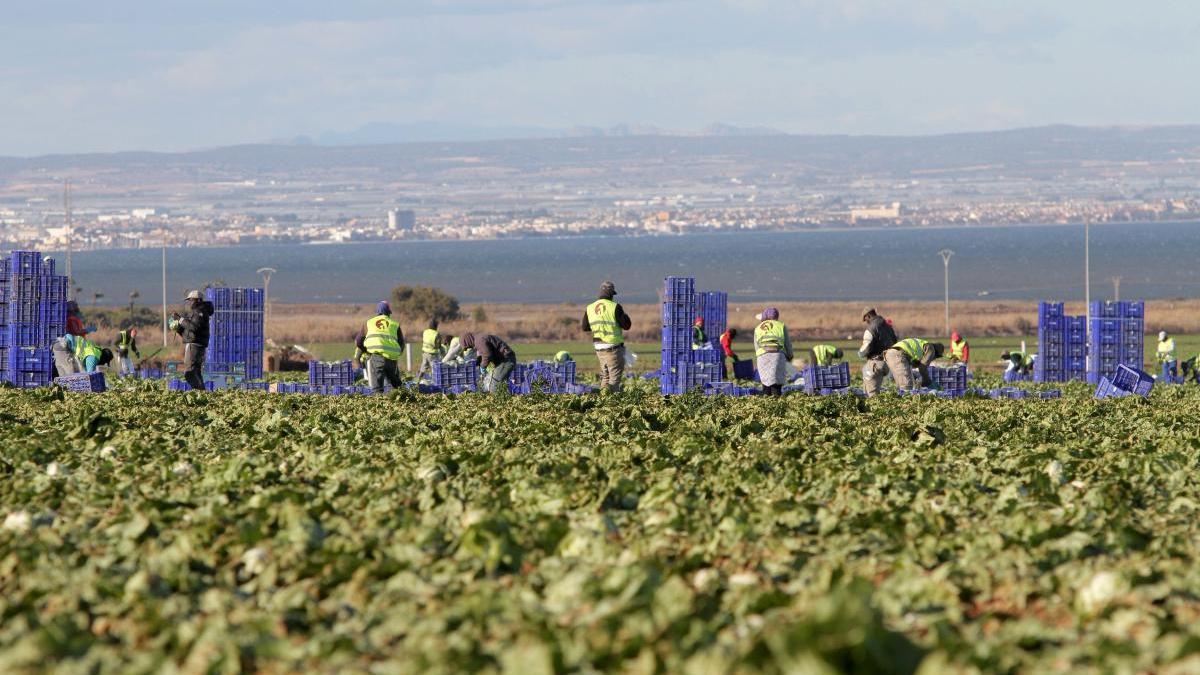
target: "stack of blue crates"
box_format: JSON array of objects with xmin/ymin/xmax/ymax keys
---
[
  {"xmin": 1087, "ymin": 300, "xmax": 1144, "ymax": 384},
  {"xmin": 206, "ymin": 287, "xmax": 265, "ymax": 382},
  {"xmin": 661, "ymin": 276, "xmax": 696, "ymax": 394},
  {"xmin": 1035, "ymin": 302, "xmax": 1088, "ymax": 382},
  {"xmin": 802, "ymin": 362, "xmax": 851, "ymax": 394},
  {"xmin": 308, "ymin": 359, "xmax": 356, "ymax": 387},
  {"xmin": 432, "ymin": 361, "xmax": 478, "ymax": 391},
  {"xmin": 2, "ymin": 251, "xmax": 67, "ymax": 388},
  {"xmin": 929, "ymin": 365, "xmax": 968, "ymax": 392},
  {"xmin": 696, "ymin": 291, "xmax": 727, "ymax": 347}
]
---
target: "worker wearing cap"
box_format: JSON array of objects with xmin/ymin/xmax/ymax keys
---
[
  {"xmin": 51, "ymin": 333, "xmax": 114, "ymax": 376},
  {"xmin": 354, "ymin": 301, "xmax": 405, "ymax": 393},
  {"xmin": 692, "ymin": 316, "xmax": 707, "ymax": 350},
  {"xmin": 170, "ymin": 290, "xmax": 214, "ymax": 390},
  {"xmin": 809, "ymin": 344, "xmax": 843, "ymax": 367},
  {"xmin": 754, "ymin": 308, "xmax": 793, "ymax": 396},
  {"xmin": 115, "ymin": 327, "xmax": 141, "ymax": 376},
  {"xmin": 859, "ymin": 307, "xmax": 898, "ymax": 397},
  {"xmin": 886, "ymin": 338, "xmax": 945, "ymax": 390},
  {"xmin": 949, "ymin": 331, "xmax": 969, "ymax": 365},
  {"xmin": 418, "ymin": 318, "xmax": 441, "ymax": 382},
  {"xmin": 1157, "ymin": 331, "xmax": 1177, "ymax": 379},
  {"xmin": 581, "ymin": 281, "xmax": 632, "ymax": 392},
  {"xmin": 1000, "ymin": 350, "xmax": 1033, "ymax": 376}
]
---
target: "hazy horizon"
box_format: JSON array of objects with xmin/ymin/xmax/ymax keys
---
[{"xmin": 2, "ymin": 1, "xmax": 1198, "ymax": 156}]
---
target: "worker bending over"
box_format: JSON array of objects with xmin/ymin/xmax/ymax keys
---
[
  {"xmin": 418, "ymin": 319, "xmax": 441, "ymax": 381},
  {"xmin": 115, "ymin": 327, "xmax": 141, "ymax": 376},
  {"xmin": 859, "ymin": 307, "xmax": 898, "ymax": 397},
  {"xmin": 809, "ymin": 344, "xmax": 843, "ymax": 367},
  {"xmin": 581, "ymin": 281, "xmax": 632, "ymax": 392},
  {"xmin": 440, "ymin": 334, "xmax": 476, "ymax": 365},
  {"xmin": 754, "ymin": 308, "xmax": 793, "ymax": 396},
  {"xmin": 1000, "ymin": 350, "xmax": 1033, "ymax": 376},
  {"xmin": 886, "ymin": 338, "xmax": 945, "ymax": 390},
  {"xmin": 51, "ymin": 333, "xmax": 113, "ymax": 376},
  {"xmin": 355, "ymin": 301, "xmax": 405, "ymax": 393},
  {"xmin": 554, "ymin": 351, "xmax": 573, "ymax": 364},
  {"xmin": 1157, "ymin": 331, "xmax": 1177, "ymax": 379},
  {"xmin": 949, "ymin": 331, "xmax": 969, "ymax": 365},
  {"xmin": 445, "ymin": 332, "xmax": 517, "ymax": 393}
]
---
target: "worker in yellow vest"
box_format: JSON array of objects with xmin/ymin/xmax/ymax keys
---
[
  {"xmin": 809, "ymin": 344, "xmax": 843, "ymax": 367},
  {"xmin": 418, "ymin": 319, "xmax": 440, "ymax": 382},
  {"xmin": 581, "ymin": 281, "xmax": 632, "ymax": 392},
  {"xmin": 754, "ymin": 308, "xmax": 793, "ymax": 396},
  {"xmin": 948, "ymin": 331, "xmax": 969, "ymax": 365},
  {"xmin": 886, "ymin": 337, "xmax": 944, "ymax": 390},
  {"xmin": 1000, "ymin": 350, "xmax": 1033, "ymax": 377},
  {"xmin": 353, "ymin": 301, "xmax": 405, "ymax": 393},
  {"xmin": 51, "ymin": 333, "xmax": 114, "ymax": 376},
  {"xmin": 1157, "ymin": 331, "xmax": 1177, "ymax": 379}
]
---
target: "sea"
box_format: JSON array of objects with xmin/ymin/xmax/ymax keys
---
[{"xmin": 53, "ymin": 221, "xmax": 1200, "ymax": 305}]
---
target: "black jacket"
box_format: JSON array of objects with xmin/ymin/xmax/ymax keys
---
[
  {"xmin": 178, "ymin": 300, "xmax": 214, "ymax": 347},
  {"xmin": 864, "ymin": 315, "xmax": 897, "ymax": 359}
]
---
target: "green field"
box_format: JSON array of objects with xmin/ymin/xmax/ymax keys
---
[{"xmin": 3, "ymin": 378, "xmax": 1200, "ymax": 672}]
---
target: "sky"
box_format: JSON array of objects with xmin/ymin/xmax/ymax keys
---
[{"xmin": 1, "ymin": 0, "xmax": 1198, "ymax": 156}]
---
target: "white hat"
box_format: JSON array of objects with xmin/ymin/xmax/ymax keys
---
[
  {"xmin": 754, "ymin": 312, "xmax": 763, "ymax": 321},
  {"xmin": 185, "ymin": 290, "xmax": 202, "ymax": 300},
  {"xmin": 1159, "ymin": 331, "xmax": 1168, "ymax": 341}
]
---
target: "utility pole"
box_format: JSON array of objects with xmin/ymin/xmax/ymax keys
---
[
  {"xmin": 1084, "ymin": 223, "xmax": 1091, "ymax": 321},
  {"xmin": 1111, "ymin": 276, "xmax": 1122, "ymax": 302},
  {"xmin": 161, "ymin": 241, "xmax": 168, "ymax": 347},
  {"xmin": 938, "ymin": 249, "xmax": 954, "ymax": 338},
  {"xmin": 257, "ymin": 267, "xmax": 276, "ymax": 333},
  {"xmin": 63, "ymin": 180, "xmax": 73, "ymax": 298}
]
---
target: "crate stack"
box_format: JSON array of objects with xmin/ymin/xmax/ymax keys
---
[
  {"xmin": 205, "ymin": 287, "xmax": 265, "ymax": 382},
  {"xmin": 1087, "ymin": 300, "xmax": 1144, "ymax": 384},
  {"xmin": 309, "ymin": 359, "xmax": 357, "ymax": 387},
  {"xmin": 2, "ymin": 251, "xmax": 68, "ymax": 388},
  {"xmin": 1034, "ymin": 302, "xmax": 1087, "ymax": 382},
  {"xmin": 660, "ymin": 276, "xmax": 722, "ymax": 394},
  {"xmin": 696, "ymin": 291, "xmax": 727, "ymax": 347}
]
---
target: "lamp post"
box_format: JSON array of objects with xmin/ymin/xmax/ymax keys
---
[
  {"xmin": 257, "ymin": 267, "xmax": 276, "ymax": 334},
  {"xmin": 938, "ymin": 249, "xmax": 954, "ymax": 338}
]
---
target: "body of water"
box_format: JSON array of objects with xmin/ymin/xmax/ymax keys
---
[{"xmin": 56, "ymin": 222, "xmax": 1200, "ymax": 305}]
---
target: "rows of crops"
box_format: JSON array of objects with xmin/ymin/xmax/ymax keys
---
[{"xmin": 3, "ymin": 377, "xmax": 1200, "ymax": 673}]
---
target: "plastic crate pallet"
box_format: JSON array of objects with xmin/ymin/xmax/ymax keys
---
[
  {"xmin": 54, "ymin": 372, "xmax": 107, "ymax": 393},
  {"xmin": 8, "ymin": 251, "xmax": 42, "ymax": 276}
]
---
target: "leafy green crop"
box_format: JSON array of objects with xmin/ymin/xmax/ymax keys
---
[{"xmin": 2, "ymin": 379, "xmax": 1200, "ymax": 673}]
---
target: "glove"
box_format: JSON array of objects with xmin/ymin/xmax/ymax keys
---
[{"xmin": 731, "ymin": 354, "xmax": 740, "ymax": 362}]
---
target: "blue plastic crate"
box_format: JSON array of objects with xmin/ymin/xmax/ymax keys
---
[
  {"xmin": 1090, "ymin": 301, "xmax": 1122, "ymax": 319},
  {"xmin": 8, "ymin": 251, "xmax": 41, "ymax": 276},
  {"xmin": 803, "ymin": 363, "xmax": 851, "ymax": 394},
  {"xmin": 1094, "ymin": 376, "xmax": 1131, "ymax": 399},
  {"xmin": 1038, "ymin": 301, "xmax": 1064, "ymax": 319},
  {"xmin": 662, "ymin": 301, "xmax": 695, "ymax": 327},
  {"xmin": 929, "ymin": 365, "xmax": 968, "ymax": 390},
  {"xmin": 0, "ymin": 258, "xmax": 8, "ymax": 282},
  {"xmin": 1111, "ymin": 364, "xmax": 1154, "ymax": 397},
  {"xmin": 661, "ymin": 325, "xmax": 691, "ymax": 350},
  {"xmin": 732, "ymin": 359, "xmax": 756, "ymax": 380},
  {"xmin": 989, "ymin": 387, "xmax": 1029, "ymax": 399},
  {"xmin": 54, "ymin": 371, "xmax": 107, "ymax": 393},
  {"xmin": 8, "ymin": 370, "xmax": 52, "ymax": 388},
  {"xmin": 7, "ymin": 346, "xmax": 50, "ymax": 373},
  {"xmin": 1121, "ymin": 301, "xmax": 1144, "ymax": 318},
  {"xmin": 663, "ymin": 276, "xmax": 695, "ymax": 298},
  {"xmin": 1039, "ymin": 390, "xmax": 1062, "ymax": 399}
]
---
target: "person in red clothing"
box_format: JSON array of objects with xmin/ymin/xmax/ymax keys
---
[
  {"xmin": 65, "ymin": 300, "xmax": 88, "ymax": 337},
  {"xmin": 949, "ymin": 331, "xmax": 970, "ymax": 365},
  {"xmin": 719, "ymin": 327, "xmax": 739, "ymax": 380}
]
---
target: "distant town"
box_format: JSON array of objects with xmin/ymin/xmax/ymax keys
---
[{"xmin": 2, "ymin": 126, "xmax": 1199, "ymax": 251}]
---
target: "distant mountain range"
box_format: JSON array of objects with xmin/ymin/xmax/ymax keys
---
[{"xmin": 282, "ymin": 121, "xmax": 787, "ymax": 146}]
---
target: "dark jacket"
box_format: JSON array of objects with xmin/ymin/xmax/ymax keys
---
[
  {"xmin": 580, "ymin": 300, "xmax": 632, "ymax": 339},
  {"xmin": 864, "ymin": 315, "xmax": 897, "ymax": 359},
  {"xmin": 464, "ymin": 333, "xmax": 516, "ymax": 367},
  {"xmin": 177, "ymin": 300, "xmax": 214, "ymax": 347}
]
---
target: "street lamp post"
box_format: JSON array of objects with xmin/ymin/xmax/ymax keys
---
[
  {"xmin": 938, "ymin": 249, "xmax": 954, "ymax": 338},
  {"xmin": 257, "ymin": 267, "xmax": 276, "ymax": 334}
]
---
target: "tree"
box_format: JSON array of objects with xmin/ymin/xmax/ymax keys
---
[{"xmin": 390, "ymin": 285, "xmax": 461, "ymax": 322}]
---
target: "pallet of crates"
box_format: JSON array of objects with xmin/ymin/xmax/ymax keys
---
[
  {"xmin": 54, "ymin": 371, "xmax": 107, "ymax": 393},
  {"xmin": 659, "ymin": 276, "xmax": 697, "ymax": 394}
]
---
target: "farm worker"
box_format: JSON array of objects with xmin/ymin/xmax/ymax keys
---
[
  {"xmin": 554, "ymin": 351, "xmax": 573, "ymax": 364},
  {"xmin": 720, "ymin": 327, "xmax": 739, "ymax": 380},
  {"xmin": 809, "ymin": 344, "xmax": 843, "ymax": 367},
  {"xmin": 170, "ymin": 290, "xmax": 214, "ymax": 391},
  {"xmin": 418, "ymin": 319, "xmax": 440, "ymax": 381},
  {"xmin": 1181, "ymin": 355, "xmax": 1200, "ymax": 384},
  {"xmin": 446, "ymin": 333, "xmax": 517, "ymax": 394},
  {"xmin": 1157, "ymin": 331, "xmax": 1177, "ymax": 378},
  {"xmin": 886, "ymin": 338, "xmax": 945, "ymax": 390},
  {"xmin": 439, "ymin": 334, "xmax": 476, "ymax": 365},
  {"xmin": 51, "ymin": 334, "xmax": 114, "ymax": 375},
  {"xmin": 859, "ymin": 307, "xmax": 898, "ymax": 397},
  {"xmin": 754, "ymin": 308, "xmax": 793, "ymax": 396},
  {"xmin": 692, "ymin": 316, "xmax": 707, "ymax": 349},
  {"xmin": 354, "ymin": 300, "xmax": 405, "ymax": 393},
  {"xmin": 1000, "ymin": 350, "xmax": 1033, "ymax": 376},
  {"xmin": 581, "ymin": 280, "xmax": 632, "ymax": 392},
  {"xmin": 949, "ymin": 331, "xmax": 969, "ymax": 365},
  {"xmin": 64, "ymin": 300, "xmax": 94, "ymax": 337},
  {"xmin": 115, "ymin": 327, "xmax": 140, "ymax": 376}
]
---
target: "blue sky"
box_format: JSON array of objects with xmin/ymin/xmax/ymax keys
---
[{"xmin": 1, "ymin": 0, "xmax": 1197, "ymax": 155}]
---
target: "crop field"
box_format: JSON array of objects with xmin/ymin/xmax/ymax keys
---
[{"xmin": 3, "ymin": 378, "xmax": 1200, "ymax": 673}]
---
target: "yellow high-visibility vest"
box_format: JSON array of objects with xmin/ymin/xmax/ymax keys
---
[
  {"xmin": 587, "ymin": 299, "xmax": 624, "ymax": 345},
  {"xmin": 363, "ymin": 315, "xmax": 403, "ymax": 359}
]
